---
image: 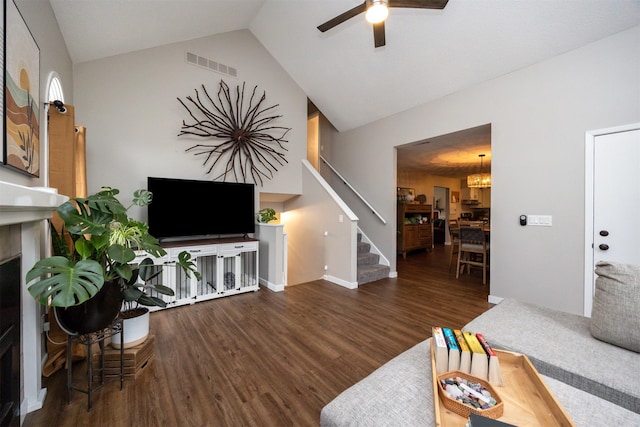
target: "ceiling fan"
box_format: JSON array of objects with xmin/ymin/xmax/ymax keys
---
[{"xmin": 317, "ymin": 0, "xmax": 449, "ymax": 48}]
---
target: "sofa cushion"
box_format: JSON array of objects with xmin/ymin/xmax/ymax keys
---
[
  {"xmin": 463, "ymin": 298, "xmax": 640, "ymax": 413},
  {"xmin": 320, "ymin": 336, "xmax": 640, "ymax": 426},
  {"xmin": 542, "ymin": 375, "xmax": 640, "ymax": 426},
  {"xmin": 590, "ymin": 261, "xmax": 640, "ymax": 353},
  {"xmin": 320, "ymin": 340, "xmax": 435, "ymax": 427}
]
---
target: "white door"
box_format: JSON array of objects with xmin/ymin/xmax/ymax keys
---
[{"xmin": 584, "ymin": 124, "xmax": 640, "ymax": 316}]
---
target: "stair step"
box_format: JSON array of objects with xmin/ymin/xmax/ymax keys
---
[
  {"xmin": 357, "ymin": 251, "xmax": 379, "ymax": 266},
  {"xmin": 356, "ymin": 231, "xmax": 387, "ymax": 284},
  {"xmin": 357, "ymin": 241, "xmax": 371, "ymax": 254},
  {"xmin": 357, "ymin": 264, "xmax": 390, "ymax": 285}
]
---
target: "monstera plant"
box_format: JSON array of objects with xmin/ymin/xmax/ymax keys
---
[{"xmin": 26, "ymin": 187, "xmax": 200, "ymax": 335}]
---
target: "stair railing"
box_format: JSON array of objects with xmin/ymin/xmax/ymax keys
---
[{"xmin": 320, "ymin": 155, "xmax": 386, "ymax": 224}]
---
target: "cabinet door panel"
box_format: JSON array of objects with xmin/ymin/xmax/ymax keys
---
[
  {"xmin": 219, "ymin": 254, "xmax": 240, "ymax": 292},
  {"xmin": 238, "ymin": 250, "xmax": 258, "ymax": 289},
  {"xmin": 195, "ymin": 254, "xmax": 218, "ymax": 297},
  {"xmin": 404, "ymin": 225, "xmax": 419, "ymax": 249},
  {"xmin": 131, "ymin": 254, "xmax": 177, "ymax": 309}
]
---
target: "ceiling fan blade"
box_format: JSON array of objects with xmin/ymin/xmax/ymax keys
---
[
  {"xmin": 389, "ymin": 0, "xmax": 449, "ymax": 9},
  {"xmin": 317, "ymin": 2, "xmax": 367, "ymax": 32},
  {"xmin": 373, "ymin": 22, "xmax": 386, "ymax": 48}
]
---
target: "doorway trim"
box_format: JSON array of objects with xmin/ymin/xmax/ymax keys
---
[{"xmin": 584, "ymin": 122, "xmax": 640, "ymax": 317}]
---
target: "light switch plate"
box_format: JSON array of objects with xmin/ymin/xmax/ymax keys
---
[{"xmin": 527, "ymin": 215, "xmax": 552, "ymax": 226}]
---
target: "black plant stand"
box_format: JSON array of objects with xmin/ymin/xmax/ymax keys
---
[{"xmin": 66, "ymin": 318, "xmax": 124, "ymax": 411}]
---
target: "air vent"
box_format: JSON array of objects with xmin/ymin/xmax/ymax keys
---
[{"xmin": 186, "ymin": 51, "xmax": 237, "ymax": 78}]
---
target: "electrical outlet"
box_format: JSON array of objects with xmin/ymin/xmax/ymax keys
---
[{"xmin": 527, "ymin": 215, "xmax": 552, "ymax": 226}]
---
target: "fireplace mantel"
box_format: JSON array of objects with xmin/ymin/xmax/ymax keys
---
[
  {"xmin": 0, "ymin": 181, "xmax": 69, "ymax": 226},
  {"xmin": 0, "ymin": 180, "xmax": 69, "ymax": 419}
]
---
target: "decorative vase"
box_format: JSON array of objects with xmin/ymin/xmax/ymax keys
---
[
  {"xmin": 110, "ymin": 307, "xmax": 150, "ymax": 349},
  {"xmin": 54, "ymin": 278, "xmax": 123, "ymax": 335}
]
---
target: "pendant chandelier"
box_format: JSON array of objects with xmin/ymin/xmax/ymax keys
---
[{"xmin": 467, "ymin": 154, "xmax": 491, "ymax": 188}]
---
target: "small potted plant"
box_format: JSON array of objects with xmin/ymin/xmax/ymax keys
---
[
  {"xmin": 26, "ymin": 187, "xmax": 200, "ymax": 336},
  {"xmin": 257, "ymin": 208, "xmax": 277, "ymax": 223}
]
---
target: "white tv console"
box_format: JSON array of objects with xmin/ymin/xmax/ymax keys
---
[{"xmin": 133, "ymin": 237, "xmax": 259, "ymax": 311}]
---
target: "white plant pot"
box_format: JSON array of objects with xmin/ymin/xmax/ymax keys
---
[{"xmin": 111, "ymin": 308, "xmax": 150, "ymax": 349}]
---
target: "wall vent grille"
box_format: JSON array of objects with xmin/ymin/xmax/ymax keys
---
[{"xmin": 186, "ymin": 51, "xmax": 237, "ymax": 77}]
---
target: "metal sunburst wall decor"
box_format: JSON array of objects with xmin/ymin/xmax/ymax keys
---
[{"xmin": 177, "ymin": 80, "xmax": 291, "ymax": 186}]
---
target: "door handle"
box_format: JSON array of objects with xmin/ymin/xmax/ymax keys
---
[
  {"xmin": 599, "ymin": 230, "xmax": 609, "ymax": 237},
  {"xmin": 598, "ymin": 244, "xmax": 609, "ymax": 251}
]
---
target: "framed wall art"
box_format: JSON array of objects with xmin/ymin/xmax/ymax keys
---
[
  {"xmin": 0, "ymin": 0, "xmax": 4, "ymax": 165},
  {"xmin": 4, "ymin": 0, "xmax": 40, "ymax": 176}
]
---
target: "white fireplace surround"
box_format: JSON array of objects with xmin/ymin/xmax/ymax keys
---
[
  {"xmin": 0, "ymin": 181, "xmax": 68, "ymax": 227},
  {"xmin": 0, "ymin": 181, "xmax": 68, "ymax": 420}
]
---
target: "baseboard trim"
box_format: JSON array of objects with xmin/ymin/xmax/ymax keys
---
[
  {"xmin": 488, "ymin": 295, "xmax": 503, "ymax": 305},
  {"xmin": 324, "ymin": 275, "xmax": 358, "ymax": 289},
  {"xmin": 25, "ymin": 387, "xmax": 47, "ymax": 416},
  {"xmin": 259, "ymin": 278, "xmax": 285, "ymax": 292}
]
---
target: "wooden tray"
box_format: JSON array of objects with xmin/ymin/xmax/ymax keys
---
[{"xmin": 431, "ymin": 341, "xmax": 575, "ymax": 427}]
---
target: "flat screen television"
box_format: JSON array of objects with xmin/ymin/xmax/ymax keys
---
[{"xmin": 147, "ymin": 177, "xmax": 255, "ymax": 241}]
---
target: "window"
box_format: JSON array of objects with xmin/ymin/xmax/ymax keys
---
[{"xmin": 47, "ymin": 73, "xmax": 64, "ymax": 103}]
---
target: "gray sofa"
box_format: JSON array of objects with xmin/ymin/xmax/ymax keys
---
[{"xmin": 321, "ymin": 262, "xmax": 640, "ymax": 426}]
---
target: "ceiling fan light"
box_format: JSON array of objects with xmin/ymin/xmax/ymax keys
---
[{"xmin": 366, "ymin": 0, "xmax": 389, "ymax": 24}]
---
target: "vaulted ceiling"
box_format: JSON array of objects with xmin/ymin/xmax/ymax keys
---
[{"xmin": 49, "ymin": 0, "xmax": 640, "ymax": 177}]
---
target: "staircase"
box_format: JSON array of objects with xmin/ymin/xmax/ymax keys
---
[{"xmin": 357, "ymin": 233, "xmax": 390, "ymax": 285}]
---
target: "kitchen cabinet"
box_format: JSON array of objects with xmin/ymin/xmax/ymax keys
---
[
  {"xmin": 461, "ymin": 187, "xmax": 480, "ymax": 202},
  {"xmin": 462, "ymin": 187, "xmax": 492, "ymax": 207},
  {"xmin": 397, "ymin": 203, "xmax": 433, "ymax": 258},
  {"xmin": 481, "ymin": 188, "xmax": 491, "ymax": 207}
]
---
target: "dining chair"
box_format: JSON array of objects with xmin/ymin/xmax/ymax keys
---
[
  {"xmin": 448, "ymin": 220, "xmax": 460, "ymax": 271},
  {"xmin": 456, "ymin": 226, "xmax": 490, "ymax": 285}
]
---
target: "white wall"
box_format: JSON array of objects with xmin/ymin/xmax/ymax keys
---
[
  {"xmin": 327, "ymin": 26, "xmax": 640, "ymax": 315},
  {"xmin": 73, "ymin": 30, "xmax": 307, "ymax": 222},
  {"xmin": 284, "ymin": 162, "xmax": 358, "ymax": 287}
]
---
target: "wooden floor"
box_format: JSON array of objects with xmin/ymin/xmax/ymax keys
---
[{"xmin": 24, "ymin": 244, "xmax": 490, "ymax": 427}]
